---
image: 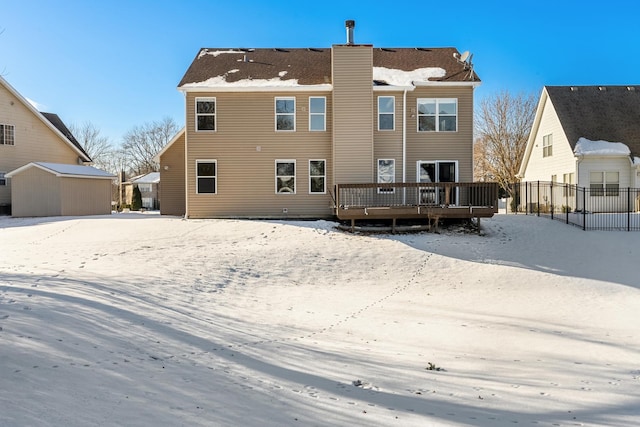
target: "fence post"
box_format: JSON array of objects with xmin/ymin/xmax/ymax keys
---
[
  {"xmin": 537, "ymin": 181, "xmax": 540, "ymax": 216},
  {"xmin": 550, "ymin": 180, "xmax": 554, "ymax": 220},
  {"xmin": 565, "ymin": 183, "xmax": 569, "ymax": 224},
  {"xmin": 628, "ymin": 187, "xmax": 631, "ymax": 232},
  {"xmin": 525, "ymin": 182, "xmax": 529, "ymax": 215},
  {"xmin": 582, "ymin": 187, "xmax": 586, "ymax": 231}
]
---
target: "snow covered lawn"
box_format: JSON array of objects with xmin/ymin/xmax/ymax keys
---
[{"xmin": 1, "ymin": 213, "xmax": 638, "ymax": 426}]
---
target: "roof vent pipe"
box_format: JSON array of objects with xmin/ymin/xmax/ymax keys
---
[{"xmin": 345, "ymin": 20, "xmax": 355, "ymax": 45}]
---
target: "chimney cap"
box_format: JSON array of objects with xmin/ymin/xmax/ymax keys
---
[{"xmin": 345, "ymin": 20, "xmax": 355, "ymax": 28}]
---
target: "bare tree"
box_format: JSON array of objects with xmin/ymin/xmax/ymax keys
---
[
  {"xmin": 475, "ymin": 90, "xmax": 537, "ymax": 195},
  {"xmin": 70, "ymin": 121, "xmax": 113, "ymax": 171},
  {"xmin": 121, "ymin": 117, "xmax": 178, "ymax": 175}
]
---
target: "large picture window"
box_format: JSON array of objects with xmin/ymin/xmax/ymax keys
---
[
  {"xmin": 417, "ymin": 98, "xmax": 457, "ymax": 132},
  {"xmin": 377, "ymin": 159, "xmax": 395, "ymax": 193},
  {"xmin": 196, "ymin": 160, "xmax": 217, "ymax": 194},
  {"xmin": 309, "ymin": 97, "xmax": 326, "ymax": 131},
  {"xmin": 543, "ymin": 134, "xmax": 553, "ymax": 157},
  {"xmin": 276, "ymin": 160, "xmax": 295, "ymax": 193},
  {"xmin": 309, "ymin": 160, "xmax": 326, "ymax": 194},
  {"xmin": 276, "ymin": 97, "xmax": 296, "ymax": 131},
  {"xmin": 196, "ymin": 98, "xmax": 216, "ymax": 131},
  {"xmin": 378, "ymin": 96, "xmax": 395, "ymax": 130},
  {"xmin": 0, "ymin": 124, "xmax": 15, "ymax": 145},
  {"xmin": 590, "ymin": 171, "xmax": 619, "ymax": 196}
]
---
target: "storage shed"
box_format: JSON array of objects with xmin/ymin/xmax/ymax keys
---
[{"xmin": 6, "ymin": 162, "xmax": 115, "ymax": 217}]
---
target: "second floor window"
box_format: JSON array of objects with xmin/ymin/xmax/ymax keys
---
[
  {"xmin": 276, "ymin": 97, "xmax": 295, "ymax": 131},
  {"xmin": 417, "ymin": 98, "xmax": 457, "ymax": 132},
  {"xmin": 0, "ymin": 124, "xmax": 15, "ymax": 145},
  {"xmin": 543, "ymin": 134, "xmax": 553, "ymax": 157},
  {"xmin": 378, "ymin": 96, "xmax": 395, "ymax": 130},
  {"xmin": 309, "ymin": 97, "xmax": 326, "ymax": 131},
  {"xmin": 196, "ymin": 98, "xmax": 216, "ymax": 131}
]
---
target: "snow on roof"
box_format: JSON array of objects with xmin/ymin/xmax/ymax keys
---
[
  {"xmin": 131, "ymin": 172, "xmax": 160, "ymax": 184},
  {"xmin": 180, "ymin": 74, "xmax": 332, "ymax": 90},
  {"xmin": 574, "ymin": 137, "xmax": 631, "ymax": 157},
  {"xmin": 7, "ymin": 162, "xmax": 115, "ymax": 179},
  {"xmin": 372, "ymin": 66, "xmax": 446, "ymax": 86},
  {"xmin": 197, "ymin": 49, "xmax": 247, "ymax": 59}
]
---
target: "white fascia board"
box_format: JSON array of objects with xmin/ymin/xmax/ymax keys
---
[
  {"xmin": 178, "ymin": 84, "xmax": 333, "ymax": 93},
  {"xmin": 373, "ymin": 85, "xmax": 415, "ymax": 92},
  {"xmin": 6, "ymin": 162, "xmax": 115, "ymax": 179},
  {"xmin": 154, "ymin": 127, "xmax": 185, "ymax": 162},
  {"xmin": 412, "ymin": 81, "xmax": 481, "ymax": 88}
]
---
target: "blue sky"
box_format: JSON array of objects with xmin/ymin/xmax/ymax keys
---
[{"xmin": 2, "ymin": 0, "xmax": 639, "ymax": 144}]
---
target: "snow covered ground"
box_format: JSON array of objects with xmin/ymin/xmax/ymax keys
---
[{"xmin": 0, "ymin": 213, "xmax": 638, "ymax": 427}]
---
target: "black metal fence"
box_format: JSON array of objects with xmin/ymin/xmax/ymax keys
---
[{"xmin": 507, "ymin": 181, "xmax": 640, "ymax": 231}]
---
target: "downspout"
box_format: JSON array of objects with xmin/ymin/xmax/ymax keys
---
[
  {"xmin": 402, "ymin": 89, "xmax": 408, "ymax": 204},
  {"xmin": 183, "ymin": 91, "xmax": 189, "ymax": 219}
]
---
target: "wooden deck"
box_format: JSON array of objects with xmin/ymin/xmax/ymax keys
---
[{"xmin": 334, "ymin": 182, "xmax": 499, "ymax": 231}]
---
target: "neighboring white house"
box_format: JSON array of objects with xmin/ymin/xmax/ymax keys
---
[{"xmin": 518, "ymin": 85, "xmax": 640, "ymax": 211}]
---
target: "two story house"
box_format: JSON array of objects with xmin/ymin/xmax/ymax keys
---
[{"xmin": 158, "ymin": 21, "xmax": 496, "ymax": 221}]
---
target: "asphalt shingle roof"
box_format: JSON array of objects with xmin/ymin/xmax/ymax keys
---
[
  {"xmin": 178, "ymin": 47, "xmax": 479, "ymax": 88},
  {"xmin": 546, "ymin": 85, "xmax": 640, "ymax": 158}
]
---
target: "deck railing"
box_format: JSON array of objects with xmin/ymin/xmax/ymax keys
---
[{"xmin": 335, "ymin": 182, "xmax": 499, "ymax": 209}]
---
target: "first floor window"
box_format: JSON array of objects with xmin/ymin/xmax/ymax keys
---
[
  {"xmin": 543, "ymin": 134, "xmax": 553, "ymax": 157},
  {"xmin": 590, "ymin": 171, "xmax": 619, "ymax": 196},
  {"xmin": 309, "ymin": 160, "xmax": 326, "ymax": 193},
  {"xmin": 196, "ymin": 160, "xmax": 217, "ymax": 194},
  {"xmin": 563, "ymin": 172, "xmax": 575, "ymax": 197},
  {"xmin": 309, "ymin": 97, "xmax": 326, "ymax": 131},
  {"xmin": 0, "ymin": 172, "xmax": 5, "ymax": 186},
  {"xmin": 1, "ymin": 124, "xmax": 15, "ymax": 145},
  {"xmin": 377, "ymin": 159, "xmax": 395, "ymax": 193},
  {"xmin": 276, "ymin": 160, "xmax": 295, "ymax": 193},
  {"xmin": 276, "ymin": 97, "xmax": 295, "ymax": 131},
  {"xmin": 196, "ymin": 98, "xmax": 216, "ymax": 131},
  {"xmin": 378, "ymin": 96, "xmax": 395, "ymax": 130},
  {"xmin": 417, "ymin": 98, "xmax": 457, "ymax": 132}
]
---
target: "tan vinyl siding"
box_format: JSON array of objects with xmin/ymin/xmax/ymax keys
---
[
  {"xmin": 10, "ymin": 167, "xmax": 61, "ymax": 216},
  {"xmin": 59, "ymin": 177, "xmax": 112, "ymax": 216},
  {"xmin": 405, "ymin": 86, "xmax": 474, "ymax": 182},
  {"xmin": 185, "ymin": 91, "xmax": 333, "ymax": 218},
  {"xmin": 0, "ymin": 84, "xmax": 81, "ymax": 205},
  {"xmin": 332, "ymin": 45, "xmax": 374, "ymax": 185},
  {"xmin": 10, "ymin": 166, "xmax": 112, "ymax": 217},
  {"xmin": 374, "ymin": 92, "xmax": 404, "ymax": 182},
  {"xmin": 160, "ymin": 132, "xmax": 186, "ymax": 216}
]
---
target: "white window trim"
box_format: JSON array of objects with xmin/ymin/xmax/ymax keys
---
[
  {"xmin": 543, "ymin": 134, "xmax": 553, "ymax": 157},
  {"xmin": 377, "ymin": 158, "xmax": 396, "ymax": 194},
  {"xmin": 0, "ymin": 124, "xmax": 15, "ymax": 145},
  {"xmin": 416, "ymin": 160, "xmax": 460, "ymax": 205},
  {"xmin": 275, "ymin": 159, "xmax": 296, "ymax": 194},
  {"xmin": 195, "ymin": 159, "xmax": 217, "ymax": 194},
  {"xmin": 309, "ymin": 159, "xmax": 326, "ymax": 194},
  {"xmin": 309, "ymin": 97, "xmax": 326, "ymax": 132},
  {"xmin": 275, "ymin": 97, "xmax": 296, "ymax": 132},
  {"xmin": 195, "ymin": 97, "xmax": 216, "ymax": 132},
  {"xmin": 590, "ymin": 171, "xmax": 619, "ymax": 197},
  {"xmin": 416, "ymin": 98, "xmax": 458, "ymax": 132},
  {"xmin": 0, "ymin": 172, "xmax": 6, "ymax": 186},
  {"xmin": 378, "ymin": 96, "xmax": 395, "ymax": 131}
]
